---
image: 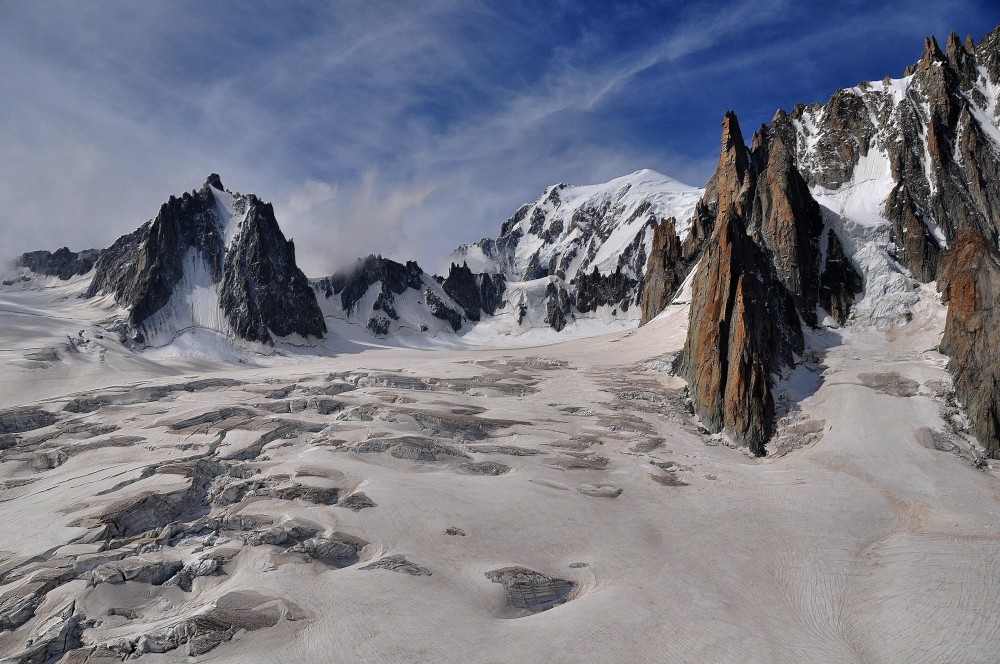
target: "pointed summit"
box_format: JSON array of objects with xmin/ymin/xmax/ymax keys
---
[
  {"xmin": 920, "ymin": 34, "xmax": 945, "ymax": 66},
  {"xmin": 713, "ymin": 111, "xmax": 750, "ymax": 221},
  {"xmin": 205, "ymin": 173, "xmax": 225, "ymax": 191},
  {"xmin": 720, "ymin": 111, "xmax": 748, "ymax": 178},
  {"xmin": 946, "ymin": 30, "xmax": 962, "ymax": 55},
  {"xmin": 86, "ymin": 175, "xmax": 324, "ymax": 346},
  {"xmin": 946, "ymin": 30, "xmax": 978, "ymax": 86}
]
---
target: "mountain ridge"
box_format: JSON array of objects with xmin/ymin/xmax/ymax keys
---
[{"xmin": 672, "ymin": 25, "xmax": 1000, "ymax": 456}]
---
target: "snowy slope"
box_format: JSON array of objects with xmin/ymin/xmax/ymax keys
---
[
  {"xmin": 788, "ymin": 62, "xmax": 1000, "ymax": 328},
  {"xmin": 452, "ymin": 169, "xmax": 702, "ymax": 282}
]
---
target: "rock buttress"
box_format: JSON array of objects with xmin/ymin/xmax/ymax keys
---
[
  {"xmin": 940, "ymin": 230, "xmax": 1000, "ymax": 457},
  {"xmin": 677, "ymin": 112, "xmax": 812, "ymax": 454},
  {"xmin": 639, "ymin": 217, "xmax": 685, "ymax": 324}
]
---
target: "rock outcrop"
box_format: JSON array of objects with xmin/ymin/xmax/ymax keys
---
[
  {"xmin": 441, "ymin": 261, "xmax": 506, "ymax": 322},
  {"xmin": 639, "ymin": 218, "xmax": 686, "ymax": 324},
  {"xmin": 85, "ymin": 175, "xmax": 325, "ymax": 345},
  {"xmin": 15, "ymin": 247, "xmax": 100, "ymax": 280},
  {"xmin": 218, "ymin": 199, "xmax": 326, "ymax": 343},
  {"xmin": 940, "ymin": 231, "xmax": 1000, "ymax": 456},
  {"xmin": 677, "ymin": 113, "xmax": 809, "ymax": 454},
  {"xmin": 312, "ymin": 255, "xmax": 467, "ymax": 336}
]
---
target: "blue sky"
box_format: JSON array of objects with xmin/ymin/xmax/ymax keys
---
[{"xmin": 1, "ymin": 1, "xmax": 996, "ymax": 275}]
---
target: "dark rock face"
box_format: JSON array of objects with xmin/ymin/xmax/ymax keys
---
[
  {"xmin": 218, "ymin": 198, "xmax": 326, "ymax": 343},
  {"xmin": 312, "ymin": 255, "xmax": 467, "ymax": 335},
  {"xmin": 85, "ymin": 175, "xmax": 324, "ymax": 345},
  {"xmin": 574, "ymin": 266, "xmax": 638, "ymax": 315},
  {"xmin": 425, "ymin": 289, "xmax": 464, "ymax": 332},
  {"xmin": 640, "ymin": 217, "xmax": 686, "ymax": 324},
  {"xmin": 819, "ymin": 230, "xmax": 863, "ymax": 324},
  {"xmin": 441, "ymin": 262, "xmax": 507, "ymax": 321},
  {"xmin": 678, "ymin": 113, "xmax": 813, "ymax": 454},
  {"xmin": 16, "ymin": 247, "xmax": 100, "ymax": 280},
  {"xmin": 747, "ymin": 118, "xmax": 824, "ymax": 325},
  {"xmin": 485, "ymin": 567, "xmax": 576, "ymax": 614},
  {"xmin": 544, "ymin": 281, "xmax": 572, "ymax": 331}
]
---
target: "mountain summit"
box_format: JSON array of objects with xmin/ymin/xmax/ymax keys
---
[
  {"xmin": 85, "ymin": 175, "xmax": 325, "ymax": 347},
  {"xmin": 449, "ymin": 169, "xmax": 703, "ymax": 331}
]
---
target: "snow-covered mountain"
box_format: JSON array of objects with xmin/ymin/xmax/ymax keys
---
[
  {"xmin": 7, "ymin": 175, "xmax": 326, "ymax": 351},
  {"xmin": 769, "ymin": 31, "xmax": 1000, "ymax": 328},
  {"xmin": 309, "ymin": 169, "xmax": 704, "ymax": 339},
  {"xmin": 449, "ymin": 169, "xmax": 703, "ymax": 331},
  {"xmin": 310, "ymin": 255, "xmax": 467, "ymax": 337}
]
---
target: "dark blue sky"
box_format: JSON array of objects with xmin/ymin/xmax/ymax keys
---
[{"xmin": 1, "ymin": 1, "xmax": 997, "ymax": 274}]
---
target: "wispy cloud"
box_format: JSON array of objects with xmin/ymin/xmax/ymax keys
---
[{"xmin": 0, "ymin": 0, "xmax": 995, "ymax": 275}]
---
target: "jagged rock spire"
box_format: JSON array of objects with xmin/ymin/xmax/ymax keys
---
[
  {"xmin": 205, "ymin": 173, "xmax": 225, "ymax": 191},
  {"xmin": 677, "ymin": 111, "xmax": 814, "ymax": 454}
]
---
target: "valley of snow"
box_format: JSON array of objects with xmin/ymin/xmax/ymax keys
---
[{"xmin": 1, "ymin": 272, "xmax": 998, "ymax": 663}]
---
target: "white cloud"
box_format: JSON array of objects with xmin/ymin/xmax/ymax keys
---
[{"xmin": 276, "ymin": 172, "xmax": 440, "ymax": 276}]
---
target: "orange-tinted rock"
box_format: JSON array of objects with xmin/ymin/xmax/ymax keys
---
[
  {"xmin": 678, "ymin": 113, "xmax": 814, "ymax": 454},
  {"xmin": 940, "ymin": 231, "xmax": 1000, "ymax": 457}
]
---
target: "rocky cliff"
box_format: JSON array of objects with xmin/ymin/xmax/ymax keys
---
[
  {"xmin": 680, "ymin": 25, "xmax": 1000, "ymax": 455},
  {"xmin": 639, "ymin": 219, "xmax": 687, "ymax": 324},
  {"xmin": 677, "ymin": 113, "xmax": 816, "ymax": 453},
  {"xmin": 441, "ymin": 261, "xmax": 506, "ymax": 323},
  {"xmin": 940, "ymin": 231, "xmax": 1000, "ymax": 456},
  {"xmin": 86, "ymin": 175, "xmax": 325, "ymax": 346}
]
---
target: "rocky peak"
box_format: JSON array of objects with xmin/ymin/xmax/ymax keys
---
[
  {"xmin": 639, "ymin": 218, "xmax": 685, "ymax": 325},
  {"xmin": 677, "ymin": 24, "xmax": 1000, "ymax": 456},
  {"xmin": 218, "ymin": 195, "xmax": 325, "ymax": 343},
  {"xmin": 721, "ymin": 111, "xmax": 749, "ymax": 175},
  {"xmin": 905, "ymin": 35, "xmax": 946, "ymax": 75},
  {"xmin": 205, "ymin": 173, "xmax": 225, "ymax": 191},
  {"xmin": 312, "ymin": 255, "xmax": 466, "ymax": 336},
  {"xmin": 441, "ymin": 261, "xmax": 506, "ymax": 322},
  {"xmin": 746, "ymin": 119, "xmax": 824, "ymax": 325},
  {"xmin": 85, "ymin": 175, "xmax": 324, "ymax": 346},
  {"xmin": 319, "ymin": 254, "xmax": 424, "ymax": 315},
  {"xmin": 946, "ymin": 31, "xmax": 978, "ymax": 88},
  {"xmin": 677, "ymin": 112, "xmax": 813, "ymax": 453},
  {"xmin": 976, "ymin": 24, "xmax": 1000, "ymax": 83},
  {"xmin": 714, "ymin": 111, "xmax": 750, "ymax": 219}
]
